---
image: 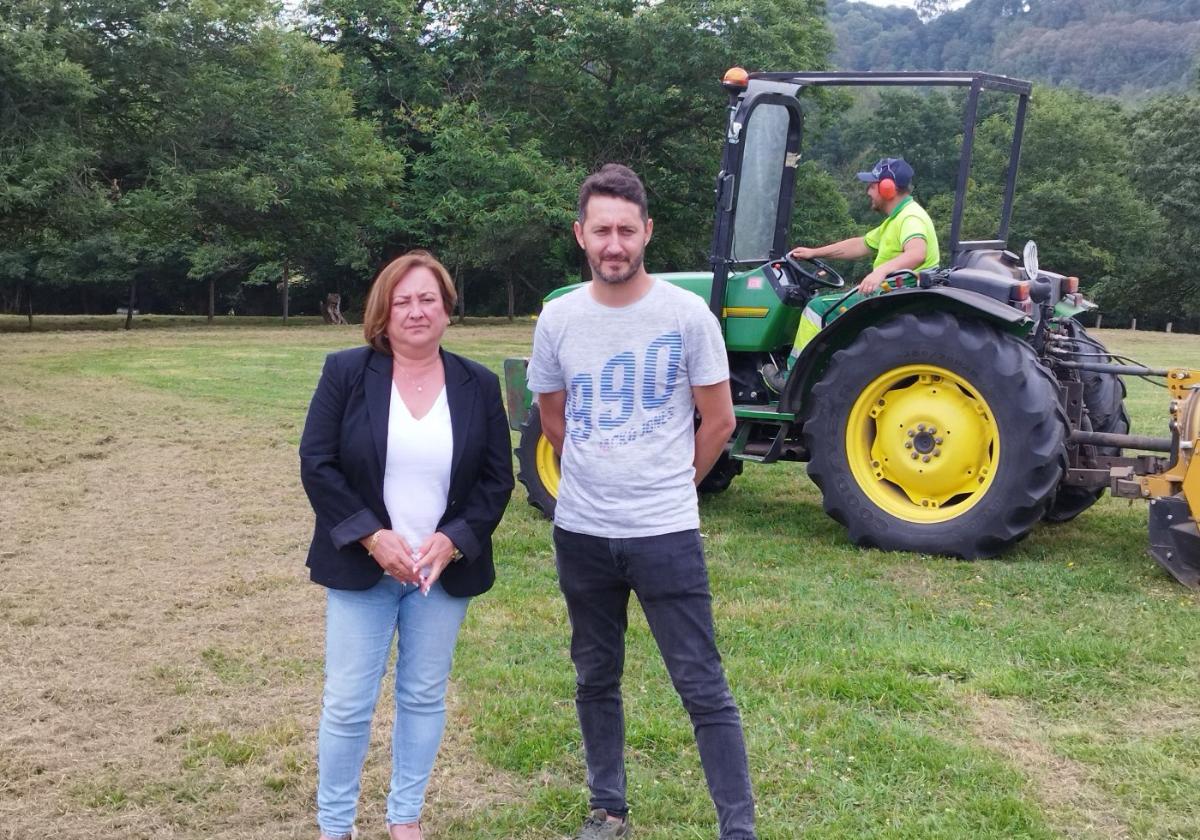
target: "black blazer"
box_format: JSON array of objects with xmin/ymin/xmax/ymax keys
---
[{"xmin": 299, "ymin": 345, "xmax": 514, "ymax": 596}]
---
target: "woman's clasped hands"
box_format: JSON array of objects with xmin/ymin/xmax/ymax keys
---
[
  {"xmin": 411, "ymin": 531, "xmax": 459, "ymax": 595},
  {"xmin": 369, "ymin": 529, "xmax": 458, "ymax": 595},
  {"xmin": 369, "ymin": 529, "xmax": 422, "ymax": 585}
]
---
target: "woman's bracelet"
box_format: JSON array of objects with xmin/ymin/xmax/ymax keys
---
[{"xmin": 366, "ymin": 529, "xmax": 383, "ymax": 556}]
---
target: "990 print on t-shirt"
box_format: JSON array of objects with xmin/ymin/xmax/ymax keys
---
[{"xmin": 566, "ymin": 331, "xmax": 683, "ymax": 448}]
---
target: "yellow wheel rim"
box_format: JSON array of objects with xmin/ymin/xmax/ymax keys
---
[
  {"xmin": 535, "ymin": 434, "xmax": 561, "ymax": 498},
  {"xmin": 845, "ymin": 364, "xmax": 999, "ymax": 523}
]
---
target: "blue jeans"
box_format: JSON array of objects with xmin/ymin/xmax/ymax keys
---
[
  {"xmin": 316, "ymin": 576, "xmax": 470, "ymax": 836},
  {"xmin": 554, "ymin": 527, "xmax": 756, "ymax": 840}
]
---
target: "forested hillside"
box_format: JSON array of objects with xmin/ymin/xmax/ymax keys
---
[{"xmin": 830, "ymin": 0, "xmax": 1200, "ymax": 97}]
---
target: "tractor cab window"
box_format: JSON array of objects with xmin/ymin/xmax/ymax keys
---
[{"xmin": 731, "ymin": 102, "xmax": 792, "ymax": 263}]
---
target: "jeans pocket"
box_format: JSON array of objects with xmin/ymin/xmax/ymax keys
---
[{"xmin": 630, "ymin": 529, "xmax": 709, "ymax": 601}]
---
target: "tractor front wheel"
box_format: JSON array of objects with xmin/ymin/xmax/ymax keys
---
[
  {"xmin": 805, "ymin": 313, "xmax": 1067, "ymax": 558},
  {"xmin": 699, "ymin": 452, "xmax": 743, "ymax": 494},
  {"xmin": 515, "ymin": 403, "xmax": 559, "ymax": 519},
  {"xmin": 515, "ymin": 405, "xmax": 740, "ymax": 515}
]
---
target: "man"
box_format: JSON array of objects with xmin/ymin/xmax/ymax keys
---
[
  {"xmin": 762, "ymin": 156, "xmax": 940, "ymax": 391},
  {"xmin": 526, "ymin": 163, "xmax": 755, "ymax": 840}
]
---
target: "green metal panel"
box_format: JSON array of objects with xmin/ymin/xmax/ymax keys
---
[
  {"xmin": 721, "ymin": 266, "xmax": 803, "ymax": 352},
  {"xmin": 1054, "ymin": 299, "xmax": 1095, "ymax": 319},
  {"xmin": 502, "ymin": 357, "xmax": 532, "ymax": 432},
  {"xmin": 543, "ymin": 279, "xmax": 585, "ymax": 302}
]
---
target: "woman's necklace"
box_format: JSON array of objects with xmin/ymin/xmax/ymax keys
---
[{"xmin": 395, "ymin": 358, "xmax": 440, "ymax": 393}]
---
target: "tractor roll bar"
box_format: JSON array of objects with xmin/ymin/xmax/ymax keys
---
[
  {"xmin": 747, "ymin": 70, "xmax": 1033, "ymax": 265},
  {"xmin": 751, "ymin": 71, "xmax": 1033, "ymax": 95}
]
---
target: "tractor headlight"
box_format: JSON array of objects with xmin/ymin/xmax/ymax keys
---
[{"xmin": 1022, "ymin": 240, "xmax": 1039, "ymax": 283}]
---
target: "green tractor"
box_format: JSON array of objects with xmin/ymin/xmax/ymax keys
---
[{"xmin": 503, "ymin": 69, "xmax": 1200, "ymax": 587}]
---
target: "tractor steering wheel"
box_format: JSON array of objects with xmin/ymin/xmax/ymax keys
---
[{"xmin": 784, "ymin": 253, "xmax": 845, "ymax": 289}]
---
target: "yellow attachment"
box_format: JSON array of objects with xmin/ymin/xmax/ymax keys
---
[
  {"xmin": 846, "ymin": 365, "xmax": 1000, "ymax": 523},
  {"xmin": 1139, "ymin": 378, "xmax": 1200, "ymax": 507},
  {"xmin": 1175, "ymin": 383, "xmax": 1200, "ymax": 522},
  {"xmin": 536, "ymin": 434, "xmax": 561, "ymax": 498},
  {"xmin": 1166, "ymin": 369, "xmax": 1200, "ymax": 401}
]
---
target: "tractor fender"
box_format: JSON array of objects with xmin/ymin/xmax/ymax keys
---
[{"xmin": 779, "ymin": 286, "xmax": 1033, "ymax": 416}]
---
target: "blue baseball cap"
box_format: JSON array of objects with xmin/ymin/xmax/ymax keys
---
[{"xmin": 856, "ymin": 157, "xmax": 914, "ymax": 189}]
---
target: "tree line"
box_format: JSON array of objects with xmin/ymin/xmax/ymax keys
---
[{"xmin": 1, "ymin": 0, "xmax": 1197, "ymax": 327}]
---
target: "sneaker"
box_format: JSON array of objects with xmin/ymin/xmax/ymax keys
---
[
  {"xmin": 574, "ymin": 808, "xmax": 630, "ymax": 839},
  {"xmin": 760, "ymin": 362, "xmax": 788, "ymax": 394}
]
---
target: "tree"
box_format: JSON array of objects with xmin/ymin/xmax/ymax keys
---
[
  {"xmin": 913, "ymin": 86, "xmax": 1158, "ymax": 317},
  {"xmin": 156, "ymin": 28, "xmax": 405, "ymax": 322},
  {"xmin": 0, "ymin": 3, "xmax": 106, "ymax": 324},
  {"xmin": 311, "ymin": 0, "xmax": 836, "ymax": 302},
  {"xmin": 1, "ymin": 0, "xmax": 405, "ymax": 323},
  {"xmin": 397, "ymin": 103, "xmax": 581, "ymax": 319},
  {"xmin": 1118, "ymin": 92, "xmax": 1200, "ymax": 318}
]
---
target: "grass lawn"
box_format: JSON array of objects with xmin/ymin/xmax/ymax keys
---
[{"xmin": 2, "ymin": 320, "xmax": 1199, "ymax": 839}]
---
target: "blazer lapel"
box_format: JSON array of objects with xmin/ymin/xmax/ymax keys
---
[
  {"xmin": 443, "ymin": 350, "xmax": 475, "ymax": 481},
  {"xmin": 365, "ymin": 350, "xmax": 392, "ymax": 475}
]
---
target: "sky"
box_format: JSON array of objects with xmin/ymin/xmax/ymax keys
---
[{"xmin": 855, "ymin": 0, "xmax": 970, "ymax": 9}]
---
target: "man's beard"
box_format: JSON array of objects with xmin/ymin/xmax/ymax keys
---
[{"xmin": 592, "ymin": 252, "xmax": 644, "ymax": 285}]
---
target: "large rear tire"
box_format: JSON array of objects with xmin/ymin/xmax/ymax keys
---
[
  {"xmin": 804, "ymin": 312, "xmax": 1067, "ymax": 558},
  {"xmin": 515, "ymin": 403, "xmax": 558, "ymax": 520},
  {"xmin": 1044, "ymin": 321, "xmax": 1130, "ymax": 523}
]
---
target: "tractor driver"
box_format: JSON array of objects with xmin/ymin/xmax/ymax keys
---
[{"xmin": 762, "ymin": 156, "xmax": 939, "ymax": 392}]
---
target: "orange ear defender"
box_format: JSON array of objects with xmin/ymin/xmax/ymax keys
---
[{"xmin": 876, "ymin": 159, "xmax": 898, "ymax": 200}]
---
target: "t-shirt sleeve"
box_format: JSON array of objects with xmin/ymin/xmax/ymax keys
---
[
  {"xmin": 683, "ymin": 303, "xmax": 730, "ymax": 387},
  {"xmin": 863, "ymin": 221, "xmax": 884, "ymax": 252},
  {"xmin": 900, "ymin": 214, "xmax": 927, "ymax": 245},
  {"xmin": 526, "ymin": 306, "xmax": 565, "ymax": 394}
]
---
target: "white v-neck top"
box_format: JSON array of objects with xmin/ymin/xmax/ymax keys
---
[{"xmin": 382, "ymin": 383, "xmax": 453, "ymax": 552}]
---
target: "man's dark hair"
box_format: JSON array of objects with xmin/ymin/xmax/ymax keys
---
[{"xmin": 578, "ymin": 163, "xmax": 648, "ymax": 222}]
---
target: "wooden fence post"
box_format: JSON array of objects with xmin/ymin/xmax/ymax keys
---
[{"xmin": 281, "ymin": 260, "xmax": 290, "ymax": 325}]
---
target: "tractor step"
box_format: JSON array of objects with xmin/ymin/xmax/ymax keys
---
[
  {"xmin": 730, "ymin": 408, "xmax": 800, "ymax": 463},
  {"xmin": 733, "ymin": 403, "xmax": 798, "ymax": 422}
]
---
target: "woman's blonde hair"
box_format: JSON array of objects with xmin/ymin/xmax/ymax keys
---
[{"xmin": 362, "ymin": 250, "xmax": 458, "ymax": 353}]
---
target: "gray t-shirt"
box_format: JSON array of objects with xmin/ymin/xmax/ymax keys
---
[{"xmin": 527, "ymin": 279, "xmax": 729, "ymax": 538}]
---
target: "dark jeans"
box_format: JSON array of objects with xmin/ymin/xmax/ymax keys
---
[{"xmin": 554, "ymin": 527, "xmax": 756, "ymax": 840}]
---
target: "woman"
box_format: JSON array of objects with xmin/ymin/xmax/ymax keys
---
[{"xmin": 299, "ymin": 250, "xmax": 514, "ymax": 840}]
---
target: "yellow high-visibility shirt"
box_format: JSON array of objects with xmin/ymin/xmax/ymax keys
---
[{"xmin": 863, "ymin": 196, "xmax": 939, "ymax": 269}]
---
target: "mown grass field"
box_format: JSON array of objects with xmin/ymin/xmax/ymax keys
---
[{"xmin": 2, "ymin": 320, "xmax": 1199, "ymax": 840}]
